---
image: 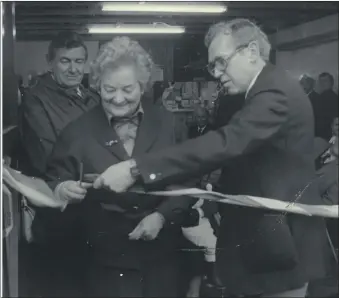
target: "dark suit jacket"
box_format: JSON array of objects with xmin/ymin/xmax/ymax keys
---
[
  {"xmin": 215, "ymin": 93, "xmax": 245, "ymax": 127},
  {"xmin": 135, "ymin": 64, "xmax": 328, "ymax": 295},
  {"xmin": 312, "ymin": 89, "xmax": 338, "ymax": 141},
  {"xmin": 188, "ymin": 123, "xmax": 214, "ymax": 139},
  {"xmin": 44, "ymin": 98, "xmax": 194, "ymax": 269}
]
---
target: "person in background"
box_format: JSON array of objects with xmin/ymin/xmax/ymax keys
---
[
  {"xmin": 181, "ymin": 105, "xmax": 221, "ymax": 297},
  {"xmin": 314, "ymin": 72, "xmax": 338, "ymax": 141},
  {"xmin": 299, "ymin": 74, "xmax": 319, "ymax": 120},
  {"xmin": 94, "ymin": 18, "xmax": 329, "ymax": 298},
  {"xmin": 21, "ymin": 32, "xmax": 99, "ymax": 177},
  {"xmin": 19, "ymin": 31, "xmax": 99, "ymax": 297},
  {"xmin": 188, "ymin": 105, "xmax": 214, "ymax": 138},
  {"xmin": 300, "ymin": 74, "xmax": 318, "ymax": 101},
  {"xmin": 44, "ymin": 36, "xmax": 194, "ymax": 297},
  {"xmin": 308, "ymin": 131, "xmax": 338, "ymax": 298},
  {"xmin": 181, "ymin": 186, "xmax": 221, "ymax": 298}
]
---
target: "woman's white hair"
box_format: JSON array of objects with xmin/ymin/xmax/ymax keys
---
[
  {"xmin": 91, "ymin": 36, "xmax": 154, "ymax": 91},
  {"xmin": 205, "ymin": 18, "xmax": 271, "ymax": 61}
]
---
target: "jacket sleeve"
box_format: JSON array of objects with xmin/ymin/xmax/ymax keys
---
[
  {"xmin": 136, "ymin": 90, "xmax": 289, "ymax": 187},
  {"xmin": 37, "ymin": 126, "xmax": 85, "ymax": 239},
  {"xmin": 44, "ymin": 126, "xmax": 81, "ymax": 191},
  {"xmin": 20, "ymin": 90, "xmax": 57, "ymax": 176},
  {"xmin": 152, "ymin": 109, "xmax": 196, "ymax": 223}
]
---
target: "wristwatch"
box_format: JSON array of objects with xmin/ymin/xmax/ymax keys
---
[{"xmin": 129, "ymin": 159, "xmax": 141, "ymax": 179}]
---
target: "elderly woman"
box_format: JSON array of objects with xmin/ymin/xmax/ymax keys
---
[{"xmin": 45, "ymin": 37, "xmax": 194, "ymax": 297}]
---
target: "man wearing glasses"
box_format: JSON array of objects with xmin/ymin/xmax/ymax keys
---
[{"xmin": 93, "ymin": 18, "xmax": 328, "ymax": 297}]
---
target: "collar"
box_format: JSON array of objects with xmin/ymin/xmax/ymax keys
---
[
  {"xmin": 245, "ymin": 67, "xmax": 264, "ymax": 99},
  {"xmin": 198, "ymin": 125, "xmax": 207, "ymax": 132},
  {"xmin": 41, "ymin": 72, "xmax": 86, "ymax": 95},
  {"xmin": 105, "ymin": 103, "xmax": 144, "ymax": 125}
]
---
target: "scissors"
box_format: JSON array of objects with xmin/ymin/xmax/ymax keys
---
[{"xmin": 78, "ymin": 162, "xmax": 84, "ymax": 186}]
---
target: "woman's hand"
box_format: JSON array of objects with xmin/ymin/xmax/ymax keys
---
[{"xmin": 55, "ymin": 181, "xmax": 92, "ymax": 205}]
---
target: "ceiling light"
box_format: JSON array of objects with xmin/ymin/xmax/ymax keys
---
[
  {"xmin": 88, "ymin": 24, "xmax": 185, "ymax": 34},
  {"xmin": 101, "ymin": 2, "xmax": 227, "ymax": 14}
]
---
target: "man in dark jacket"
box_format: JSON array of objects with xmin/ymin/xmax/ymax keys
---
[
  {"xmin": 20, "ymin": 33, "xmax": 99, "ymax": 177},
  {"xmin": 299, "ymin": 74, "xmax": 319, "ymax": 102},
  {"xmin": 188, "ymin": 106, "xmax": 214, "ymax": 139},
  {"xmin": 299, "ymin": 74, "xmax": 320, "ymax": 125},
  {"xmin": 94, "ymin": 19, "xmax": 328, "ymax": 297},
  {"xmin": 19, "ymin": 31, "xmax": 99, "ymax": 297},
  {"xmin": 313, "ymin": 72, "xmax": 338, "ymax": 141}
]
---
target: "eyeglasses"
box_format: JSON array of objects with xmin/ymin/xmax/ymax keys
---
[{"xmin": 207, "ymin": 44, "xmax": 249, "ymax": 76}]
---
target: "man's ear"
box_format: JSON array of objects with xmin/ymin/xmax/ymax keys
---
[
  {"xmin": 46, "ymin": 54, "xmax": 53, "ymax": 69},
  {"xmin": 139, "ymin": 82, "xmax": 145, "ymax": 95},
  {"xmin": 248, "ymin": 40, "xmax": 260, "ymax": 62}
]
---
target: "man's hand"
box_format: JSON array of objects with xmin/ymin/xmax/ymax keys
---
[
  {"xmin": 129, "ymin": 212, "xmax": 165, "ymax": 241},
  {"xmin": 93, "ymin": 160, "xmax": 136, "ymax": 193}
]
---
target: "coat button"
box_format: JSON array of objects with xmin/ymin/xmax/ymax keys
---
[{"xmin": 149, "ymin": 174, "xmax": 156, "ymax": 180}]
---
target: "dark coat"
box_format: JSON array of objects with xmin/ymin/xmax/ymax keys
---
[
  {"xmin": 20, "ymin": 72, "xmax": 99, "ymax": 176},
  {"xmin": 215, "ymin": 93, "xmax": 245, "ymax": 127},
  {"xmin": 312, "ymin": 89, "xmax": 338, "ymax": 141},
  {"xmin": 188, "ymin": 123, "xmax": 214, "ymax": 139},
  {"xmin": 135, "ymin": 64, "xmax": 328, "ymax": 295},
  {"xmin": 44, "ymin": 98, "xmax": 194, "ymax": 296}
]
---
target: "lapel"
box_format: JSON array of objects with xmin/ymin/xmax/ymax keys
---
[
  {"xmin": 91, "ymin": 105, "xmax": 130, "ymax": 161},
  {"xmin": 132, "ymin": 98, "xmax": 162, "ymax": 157}
]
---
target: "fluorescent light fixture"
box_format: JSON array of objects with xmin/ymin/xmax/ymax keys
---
[
  {"xmin": 88, "ymin": 24, "xmax": 185, "ymax": 34},
  {"xmin": 101, "ymin": 2, "xmax": 227, "ymax": 14}
]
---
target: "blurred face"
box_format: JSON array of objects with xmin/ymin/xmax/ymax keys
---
[
  {"xmin": 50, "ymin": 47, "xmax": 86, "ymax": 88},
  {"xmin": 195, "ymin": 110, "xmax": 208, "ymax": 127},
  {"xmin": 300, "ymin": 79, "xmax": 314, "ymax": 94},
  {"xmin": 318, "ymin": 75, "xmax": 333, "ymax": 93},
  {"xmin": 100, "ymin": 65, "xmax": 142, "ymax": 118},
  {"xmin": 207, "ymin": 34, "xmax": 260, "ymax": 95}
]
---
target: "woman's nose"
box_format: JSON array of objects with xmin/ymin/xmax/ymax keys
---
[{"xmin": 112, "ymin": 92, "xmax": 125, "ymax": 105}]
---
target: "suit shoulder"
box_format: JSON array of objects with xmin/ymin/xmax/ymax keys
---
[
  {"xmin": 21, "ymin": 87, "xmax": 47, "ymax": 113},
  {"xmin": 22, "ymin": 81, "xmax": 52, "ymax": 109}
]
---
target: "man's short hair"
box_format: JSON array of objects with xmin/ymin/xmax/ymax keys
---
[
  {"xmin": 299, "ymin": 74, "xmax": 315, "ymax": 86},
  {"xmin": 204, "ymin": 18, "xmax": 271, "ymax": 62},
  {"xmin": 47, "ymin": 31, "xmax": 88, "ymax": 62},
  {"xmin": 319, "ymin": 72, "xmax": 334, "ymax": 86}
]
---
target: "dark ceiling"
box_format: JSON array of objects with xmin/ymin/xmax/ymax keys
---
[{"xmin": 15, "ymin": 1, "xmax": 339, "ymax": 41}]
